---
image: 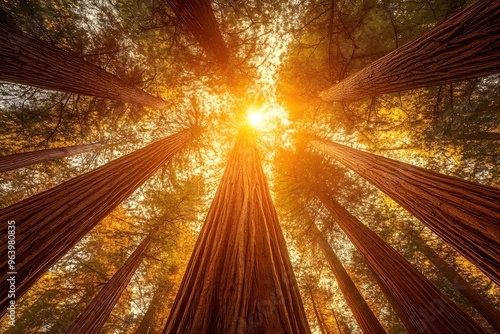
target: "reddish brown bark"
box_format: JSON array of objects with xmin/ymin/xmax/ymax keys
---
[
  {"xmin": 318, "ymin": 193, "xmax": 487, "ymax": 334},
  {"xmin": 65, "ymin": 235, "xmax": 152, "ymax": 334},
  {"xmin": 0, "ymin": 143, "xmax": 103, "ymax": 172},
  {"xmin": 319, "ymin": 0, "xmax": 500, "ymax": 102},
  {"xmin": 309, "ymin": 224, "xmax": 386, "ymax": 334},
  {"xmin": 0, "ymin": 23, "xmax": 168, "ymax": 109},
  {"xmin": 165, "ymin": 0, "xmax": 229, "ymax": 66},
  {"xmin": 418, "ymin": 240, "xmax": 500, "ymax": 332},
  {"xmin": 311, "ymin": 138, "xmax": 500, "ymax": 286},
  {"xmin": 163, "ymin": 130, "xmax": 310, "ymax": 333},
  {"xmin": 0, "ymin": 128, "xmax": 194, "ymax": 317}
]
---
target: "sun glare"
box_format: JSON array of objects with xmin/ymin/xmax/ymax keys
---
[
  {"xmin": 245, "ymin": 103, "xmax": 292, "ymax": 135},
  {"xmin": 248, "ymin": 111, "xmax": 265, "ymax": 128}
]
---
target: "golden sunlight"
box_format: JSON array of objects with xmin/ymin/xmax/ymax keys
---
[
  {"xmin": 248, "ymin": 109, "xmax": 265, "ymax": 128},
  {"xmin": 246, "ymin": 103, "xmax": 290, "ymax": 130}
]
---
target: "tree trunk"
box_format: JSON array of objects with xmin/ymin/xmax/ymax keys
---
[
  {"xmin": 165, "ymin": 0, "xmax": 229, "ymax": 66},
  {"xmin": 308, "ymin": 289, "xmax": 327, "ymax": 334},
  {"xmin": 310, "ymin": 138, "xmax": 500, "ymax": 286},
  {"xmin": 461, "ymin": 132, "xmax": 500, "ymax": 141},
  {"xmin": 65, "ymin": 235, "xmax": 151, "ymax": 334},
  {"xmin": 134, "ymin": 283, "xmax": 171, "ymax": 334},
  {"xmin": 319, "ymin": 0, "xmax": 500, "ymax": 102},
  {"xmin": 163, "ymin": 130, "xmax": 310, "ymax": 333},
  {"xmin": 418, "ymin": 239, "xmax": 500, "ymax": 332},
  {"xmin": 0, "ymin": 23, "xmax": 168, "ymax": 109},
  {"xmin": 0, "ymin": 128, "xmax": 194, "ymax": 317},
  {"xmin": 330, "ymin": 306, "xmax": 345, "ymax": 334},
  {"xmin": 0, "ymin": 143, "xmax": 103, "ymax": 172},
  {"xmin": 309, "ymin": 224, "xmax": 386, "ymax": 334},
  {"xmin": 317, "ymin": 193, "xmax": 487, "ymax": 334}
]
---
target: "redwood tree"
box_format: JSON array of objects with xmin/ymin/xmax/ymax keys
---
[
  {"xmin": 310, "ymin": 138, "xmax": 500, "ymax": 286},
  {"xmin": 65, "ymin": 234, "xmax": 152, "ymax": 334},
  {"xmin": 309, "ymin": 223, "xmax": 386, "ymax": 334},
  {"xmin": 319, "ymin": 0, "xmax": 500, "ymax": 102},
  {"xmin": 0, "ymin": 23, "xmax": 168, "ymax": 109},
  {"xmin": 307, "ymin": 289, "xmax": 328, "ymax": 334},
  {"xmin": 461, "ymin": 132, "xmax": 500, "ymax": 141},
  {"xmin": 134, "ymin": 283, "xmax": 171, "ymax": 334},
  {"xmin": 163, "ymin": 130, "xmax": 310, "ymax": 333},
  {"xmin": 0, "ymin": 143, "xmax": 103, "ymax": 172},
  {"xmin": 0, "ymin": 128, "xmax": 195, "ymax": 316},
  {"xmin": 416, "ymin": 238, "xmax": 500, "ymax": 332},
  {"xmin": 317, "ymin": 192, "xmax": 487, "ymax": 334},
  {"xmin": 165, "ymin": 0, "xmax": 229, "ymax": 66}
]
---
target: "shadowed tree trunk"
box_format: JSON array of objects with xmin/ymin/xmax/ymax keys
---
[
  {"xmin": 134, "ymin": 282, "xmax": 172, "ymax": 334},
  {"xmin": 317, "ymin": 192, "xmax": 487, "ymax": 334},
  {"xmin": 0, "ymin": 128, "xmax": 195, "ymax": 317},
  {"xmin": 417, "ymin": 238, "xmax": 500, "ymax": 332},
  {"xmin": 308, "ymin": 289, "xmax": 329, "ymax": 334},
  {"xmin": 0, "ymin": 23, "xmax": 168, "ymax": 109},
  {"xmin": 331, "ymin": 306, "xmax": 346, "ymax": 334},
  {"xmin": 461, "ymin": 132, "xmax": 500, "ymax": 141},
  {"xmin": 308, "ymin": 290, "xmax": 327, "ymax": 334},
  {"xmin": 65, "ymin": 234, "xmax": 152, "ymax": 334},
  {"xmin": 310, "ymin": 138, "xmax": 500, "ymax": 286},
  {"xmin": 165, "ymin": 0, "xmax": 229, "ymax": 66},
  {"xmin": 309, "ymin": 224, "xmax": 386, "ymax": 334},
  {"xmin": 163, "ymin": 129, "xmax": 310, "ymax": 333},
  {"xmin": 319, "ymin": 0, "xmax": 500, "ymax": 102},
  {"xmin": 0, "ymin": 143, "xmax": 103, "ymax": 172}
]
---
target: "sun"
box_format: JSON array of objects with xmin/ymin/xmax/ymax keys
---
[
  {"xmin": 248, "ymin": 110, "xmax": 265, "ymax": 128},
  {"xmin": 245, "ymin": 103, "xmax": 291, "ymax": 133}
]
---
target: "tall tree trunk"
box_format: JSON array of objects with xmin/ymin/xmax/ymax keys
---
[
  {"xmin": 417, "ymin": 239, "xmax": 500, "ymax": 332},
  {"xmin": 330, "ymin": 306, "xmax": 345, "ymax": 334},
  {"xmin": 165, "ymin": 0, "xmax": 229, "ymax": 66},
  {"xmin": 309, "ymin": 224, "xmax": 386, "ymax": 334},
  {"xmin": 163, "ymin": 130, "xmax": 310, "ymax": 333},
  {"xmin": 308, "ymin": 289, "xmax": 328, "ymax": 334},
  {"xmin": 317, "ymin": 193, "xmax": 487, "ymax": 334},
  {"xmin": 0, "ymin": 143, "xmax": 103, "ymax": 172},
  {"xmin": 319, "ymin": 0, "xmax": 500, "ymax": 102},
  {"xmin": 461, "ymin": 132, "xmax": 500, "ymax": 141},
  {"xmin": 134, "ymin": 283, "xmax": 171, "ymax": 334},
  {"xmin": 0, "ymin": 128, "xmax": 195, "ymax": 317},
  {"xmin": 0, "ymin": 23, "xmax": 168, "ymax": 109},
  {"xmin": 65, "ymin": 235, "xmax": 152, "ymax": 334},
  {"xmin": 310, "ymin": 138, "xmax": 500, "ymax": 286}
]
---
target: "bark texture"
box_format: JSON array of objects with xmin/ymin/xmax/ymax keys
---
[
  {"xmin": 165, "ymin": 0, "xmax": 229, "ymax": 66},
  {"xmin": 163, "ymin": 130, "xmax": 310, "ymax": 334},
  {"xmin": 418, "ymin": 240, "xmax": 500, "ymax": 332},
  {"xmin": 0, "ymin": 143, "xmax": 103, "ymax": 172},
  {"xmin": 0, "ymin": 129, "xmax": 194, "ymax": 317},
  {"xmin": 311, "ymin": 138, "xmax": 500, "ymax": 286},
  {"xmin": 309, "ymin": 224, "xmax": 386, "ymax": 334},
  {"xmin": 0, "ymin": 23, "xmax": 168, "ymax": 109},
  {"xmin": 318, "ymin": 193, "xmax": 487, "ymax": 334},
  {"xmin": 319, "ymin": 0, "xmax": 500, "ymax": 101},
  {"xmin": 65, "ymin": 235, "xmax": 151, "ymax": 334}
]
